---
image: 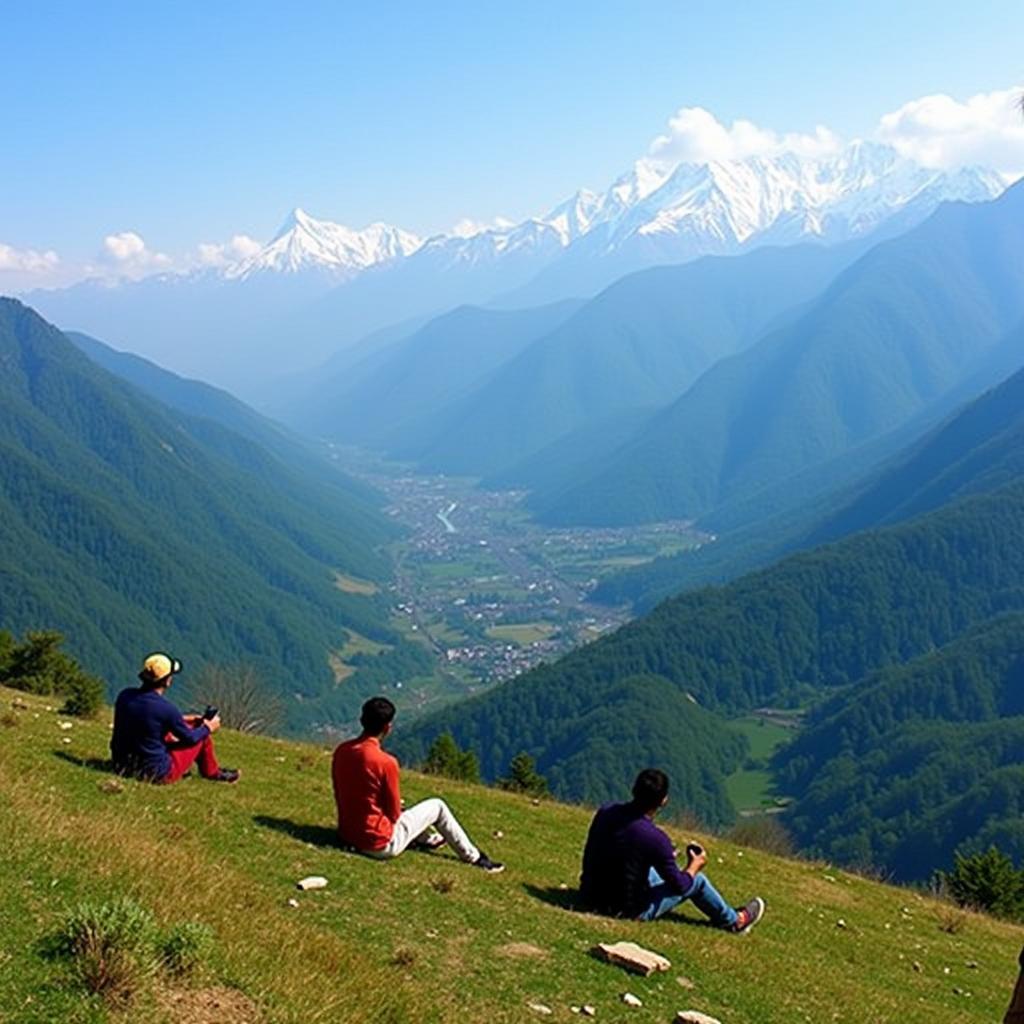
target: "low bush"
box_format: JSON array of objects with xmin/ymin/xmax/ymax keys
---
[
  {"xmin": 52, "ymin": 897, "xmax": 159, "ymax": 1006},
  {"xmin": 50, "ymin": 898, "xmax": 216, "ymax": 1004},
  {"xmin": 160, "ymin": 921, "xmax": 214, "ymax": 977}
]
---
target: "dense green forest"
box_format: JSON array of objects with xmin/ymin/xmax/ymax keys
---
[
  {"xmin": 67, "ymin": 330, "xmax": 381, "ymax": 508},
  {"xmin": 0, "ymin": 299, "xmax": 404, "ymax": 730},
  {"xmin": 777, "ymin": 613, "xmax": 1024, "ymax": 878},
  {"xmin": 397, "ymin": 673, "xmax": 746, "ymax": 827}
]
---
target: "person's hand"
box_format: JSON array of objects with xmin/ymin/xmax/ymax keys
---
[
  {"xmin": 184, "ymin": 713, "xmax": 202, "ymax": 726},
  {"xmin": 204, "ymin": 713, "xmax": 222, "ymax": 733},
  {"xmin": 685, "ymin": 842, "xmax": 707, "ymax": 875}
]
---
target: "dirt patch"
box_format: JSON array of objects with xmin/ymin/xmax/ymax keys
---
[
  {"xmin": 496, "ymin": 941, "xmax": 548, "ymax": 959},
  {"xmin": 155, "ymin": 984, "xmax": 262, "ymax": 1024}
]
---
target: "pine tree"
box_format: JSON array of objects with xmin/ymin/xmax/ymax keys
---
[
  {"xmin": 422, "ymin": 733, "xmax": 480, "ymax": 783},
  {"xmin": 940, "ymin": 847, "xmax": 1024, "ymax": 920},
  {"xmin": 499, "ymin": 752, "xmax": 549, "ymax": 797}
]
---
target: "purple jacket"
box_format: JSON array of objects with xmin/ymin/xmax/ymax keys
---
[{"xmin": 580, "ymin": 801, "xmax": 694, "ymax": 917}]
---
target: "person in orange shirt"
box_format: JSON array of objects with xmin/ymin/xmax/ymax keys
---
[{"xmin": 332, "ymin": 696, "xmax": 504, "ymax": 873}]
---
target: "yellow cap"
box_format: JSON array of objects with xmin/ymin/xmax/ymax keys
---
[{"xmin": 139, "ymin": 652, "xmax": 181, "ymax": 684}]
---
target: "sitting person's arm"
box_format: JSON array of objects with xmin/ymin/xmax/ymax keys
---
[
  {"xmin": 381, "ymin": 756, "xmax": 402, "ymax": 823},
  {"xmin": 165, "ymin": 706, "xmax": 213, "ymax": 745},
  {"xmin": 651, "ymin": 828, "xmax": 697, "ymax": 896}
]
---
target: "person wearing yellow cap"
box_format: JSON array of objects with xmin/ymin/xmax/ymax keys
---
[{"xmin": 110, "ymin": 652, "xmax": 239, "ymax": 784}]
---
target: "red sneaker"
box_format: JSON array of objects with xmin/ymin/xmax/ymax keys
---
[{"xmin": 731, "ymin": 897, "xmax": 765, "ymax": 934}]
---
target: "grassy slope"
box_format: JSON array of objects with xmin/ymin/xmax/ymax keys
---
[{"xmin": 2, "ymin": 685, "xmax": 1021, "ymax": 1024}]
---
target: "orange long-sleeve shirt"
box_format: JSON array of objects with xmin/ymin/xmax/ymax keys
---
[{"xmin": 331, "ymin": 734, "xmax": 402, "ymax": 850}]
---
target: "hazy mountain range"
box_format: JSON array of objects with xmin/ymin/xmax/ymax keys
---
[{"xmin": 21, "ymin": 143, "xmax": 1004, "ymax": 397}]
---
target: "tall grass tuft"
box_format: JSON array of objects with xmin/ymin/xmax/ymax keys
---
[
  {"xmin": 53, "ymin": 897, "xmax": 160, "ymax": 1005},
  {"xmin": 160, "ymin": 920, "xmax": 214, "ymax": 977}
]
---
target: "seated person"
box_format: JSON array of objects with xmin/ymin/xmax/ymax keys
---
[
  {"xmin": 110, "ymin": 652, "xmax": 239, "ymax": 784},
  {"xmin": 332, "ymin": 696, "xmax": 503, "ymax": 873},
  {"xmin": 580, "ymin": 768, "xmax": 763, "ymax": 932}
]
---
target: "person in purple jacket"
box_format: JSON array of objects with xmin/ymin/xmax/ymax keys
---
[
  {"xmin": 580, "ymin": 768, "xmax": 764, "ymax": 931},
  {"xmin": 110, "ymin": 652, "xmax": 239, "ymax": 785}
]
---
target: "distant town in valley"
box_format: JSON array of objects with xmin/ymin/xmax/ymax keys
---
[{"xmin": 329, "ymin": 445, "xmax": 708, "ymax": 709}]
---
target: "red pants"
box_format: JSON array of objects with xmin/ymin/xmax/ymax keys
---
[{"xmin": 161, "ymin": 733, "xmax": 221, "ymax": 783}]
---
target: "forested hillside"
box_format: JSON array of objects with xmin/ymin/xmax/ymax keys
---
[
  {"xmin": 400, "ymin": 479, "xmax": 1024, "ymax": 833},
  {"xmin": 0, "ymin": 299, "xmax": 407, "ymax": 730},
  {"xmin": 536, "ymin": 181, "xmax": 1024, "ymax": 526},
  {"xmin": 67, "ymin": 330, "xmax": 378, "ymax": 501},
  {"xmin": 294, "ymin": 299, "xmax": 582, "ymax": 444},
  {"xmin": 370, "ymin": 241, "xmax": 862, "ymax": 479},
  {"xmin": 594, "ymin": 343, "xmax": 1024, "ymax": 611},
  {"xmin": 777, "ymin": 613, "xmax": 1024, "ymax": 878}
]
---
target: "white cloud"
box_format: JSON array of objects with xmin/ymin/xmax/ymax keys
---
[
  {"xmin": 100, "ymin": 230, "xmax": 172, "ymax": 278},
  {"xmin": 195, "ymin": 233, "xmax": 263, "ymax": 268},
  {"xmin": 449, "ymin": 216, "xmax": 516, "ymax": 239},
  {"xmin": 645, "ymin": 106, "xmax": 841, "ymax": 172},
  {"xmin": 641, "ymin": 86, "xmax": 1024, "ymax": 183},
  {"xmin": 877, "ymin": 86, "xmax": 1024, "ymax": 180},
  {"xmin": 0, "ymin": 242, "xmax": 60, "ymax": 275}
]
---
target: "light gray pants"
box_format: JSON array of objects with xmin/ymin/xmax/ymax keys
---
[{"xmin": 367, "ymin": 797, "xmax": 480, "ymax": 863}]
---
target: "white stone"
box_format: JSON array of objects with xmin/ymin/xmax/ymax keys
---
[
  {"xmin": 296, "ymin": 876, "xmax": 328, "ymax": 890},
  {"xmin": 622, "ymin": 992, "xmax": 643, "ymax": 1007},
  {"xmin": 594, "ymin": 941, "xmax": 670, "ymax": 976},
  {"xmin": 527, "ymin": 1003, "xmax": 553, "ymax": 1016},
  {"xmin": 676, "ymin": 1012, "xmax": 722, "ymax": 1024}
]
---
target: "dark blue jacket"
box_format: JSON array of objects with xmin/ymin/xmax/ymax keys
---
[
  {"xmin": 110, "ymin": 687, "xmax": 209, "ymax": 780},
  {"xmin": 580, "ymin": 801, "xmax": 694, "ymax": 917}
]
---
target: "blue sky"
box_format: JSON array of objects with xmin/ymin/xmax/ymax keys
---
[{"xmin": 1, "ymin": 0, "xmax": 1021, "ymax": 283}]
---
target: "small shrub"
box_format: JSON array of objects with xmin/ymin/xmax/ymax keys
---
[
  {"xmin": 430, "ymin": 877, "xmax": 455, "ymax": 894},
  {"xmin": 0, "ymin": 709, "xmax": 18, "ymax": 728},
  {"xmin": 60, "ymin": 671, "xmax": 104, "ymax": 718},
  {"xmin": 727, "ymin": 816, "xmax": 795, "ymax": 857},
  {"xmin": 53, "ymin": 897, "xmax": 159, "ymax": 1005},
  {"xmin": 159, "ymin": 921, "xmax": 214, "ymax": 978}
]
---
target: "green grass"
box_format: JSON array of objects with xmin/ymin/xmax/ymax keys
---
[
  {"xmin": 339, "ymin": 630, "xmax": 392, "ymax": 659},
  {"xmin": 333, "ymin": 573, "xmax": 380, "ymax": 596},
  {"xmin": 485, "ymin": 623, "xmax": 556, "ymax": 646},
  {"xmin": 725, "ymin": 716, "xmax": 798, "ymax": 812},
  {"xmin": 1, "ymin": 685, "xmax": 1021, "ymax": 1023}
]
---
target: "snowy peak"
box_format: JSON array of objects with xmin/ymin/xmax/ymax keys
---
[
  {"xmin": 594, "ymin": 143, "xmax": 1006, "ymax": 254},
  {"xmin": 226, "ymin": 208, "xmax": 422, "ymax": 280}
]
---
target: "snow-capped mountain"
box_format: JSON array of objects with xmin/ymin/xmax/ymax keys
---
[
  {"xmin": 498, "ymin": 142, "xmax": 1006, "ymax": 303},
  {"xmin": 23, "ymin": 143, "xmax": 1008, "ymax": 397},
  {"xmin": 214, "ymin": 144, "xmax": 1003, "ymax": 289},
  {"xmin": 225, "ymin": 207, "xmax": 422, "ymax": 281},
  {"xmin": 551, "ymin": 143, "xmax": 1000, "ymax": 257}
]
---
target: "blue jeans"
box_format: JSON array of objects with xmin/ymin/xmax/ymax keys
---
[{"xmin": 638, "ymin": 867, "xmax": 737, "ymax": 927}]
